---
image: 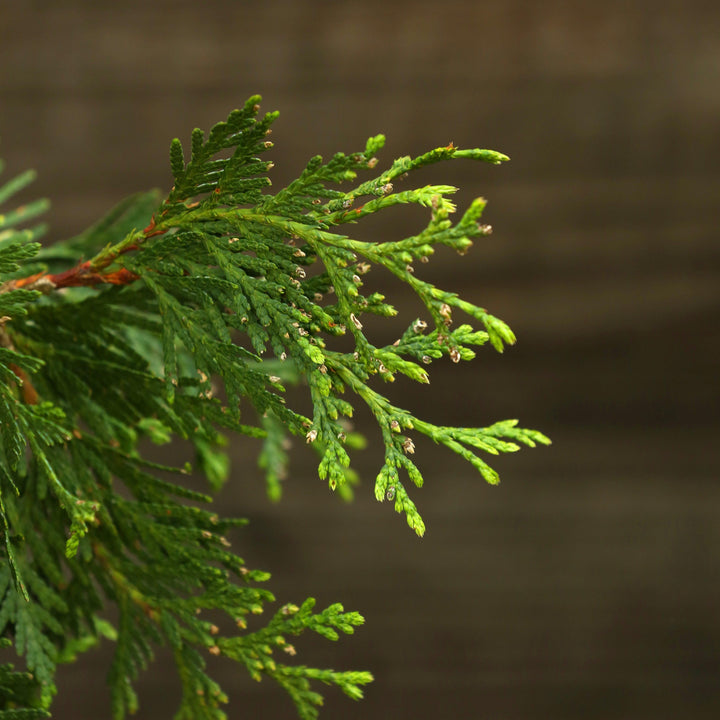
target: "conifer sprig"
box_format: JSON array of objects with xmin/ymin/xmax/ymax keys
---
[
  {"xmin": 0, "ymin": 638, "xmax": 49, "ymax": 719},
  {"xmin": 0, "ymin": 96, "xmax": 548, "ymax": 718}
]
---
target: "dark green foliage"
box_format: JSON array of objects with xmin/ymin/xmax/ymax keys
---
[
  {"xmin": 0, "ymin": 638, "xmax": 49, "ymax": 719},
  {"xmin": 0, "ymin": 97, "xmax": 548, "ymax": 718}
]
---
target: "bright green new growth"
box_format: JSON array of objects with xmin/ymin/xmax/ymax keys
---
[{"xmin": 0, "ymin": 96, "xmax": 549, "ymax": 719}]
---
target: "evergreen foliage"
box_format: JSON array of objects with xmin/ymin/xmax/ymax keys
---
[{"xmin": 0, "ymin": 96, "xmax": 549, "ymax": 718}]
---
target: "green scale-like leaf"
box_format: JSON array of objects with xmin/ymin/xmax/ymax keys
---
[{"xmin": 0, "ymin": 97, "xmax": 548, "ymax": 720}]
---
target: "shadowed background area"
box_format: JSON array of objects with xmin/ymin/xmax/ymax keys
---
[{"xmin": 1, "ymin": 1, "xmax": 719, "ymax": 718}]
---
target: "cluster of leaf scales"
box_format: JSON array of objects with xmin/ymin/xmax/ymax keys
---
[{"xmin": 0, "ymin": 95, "xmax": 548, "ymax": 719}]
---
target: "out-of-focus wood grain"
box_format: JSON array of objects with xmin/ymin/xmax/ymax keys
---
[{"xmin": 2, "ymin": 1, "xmax": 719, "ymax": 718}]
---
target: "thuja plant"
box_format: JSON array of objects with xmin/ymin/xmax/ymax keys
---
[{"xmin": 0, "ymin": 96, "xmax": 549, "ymax": 719}]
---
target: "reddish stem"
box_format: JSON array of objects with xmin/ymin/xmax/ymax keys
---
[
  {"xmin": 9, "ymin": 363, "xmax": 39, "ymax": 405},
  {"xmin": 12, "ymin": 262, "xmax": 139, "ymax": 291}
]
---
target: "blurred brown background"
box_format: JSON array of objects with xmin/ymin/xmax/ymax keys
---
[{"xmin": 2, "ymin": 1, "xmax": 719, "ymax": 718}]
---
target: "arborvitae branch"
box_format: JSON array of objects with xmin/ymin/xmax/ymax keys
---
[{"xmin": 0, "ymin": 96, "xmax": 549, "ymax": 718}]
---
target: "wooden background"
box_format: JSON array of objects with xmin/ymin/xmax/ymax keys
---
[{"xmin": 2, "ymin": 1, "xmax": 719, "ymax": 718}]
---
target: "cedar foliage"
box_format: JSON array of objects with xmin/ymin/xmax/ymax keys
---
[{"xmin": 0, "ymin": 96, "xmax": 549, "ymax": 718}]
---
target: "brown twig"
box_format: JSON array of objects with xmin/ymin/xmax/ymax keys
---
[
  {"xmin": 0, "ymin": 324, "xmax": 39, "ymax": 404},
  {"xmin": 6, "ymin": 263, "xmax": 140, "ymax": 293}
]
